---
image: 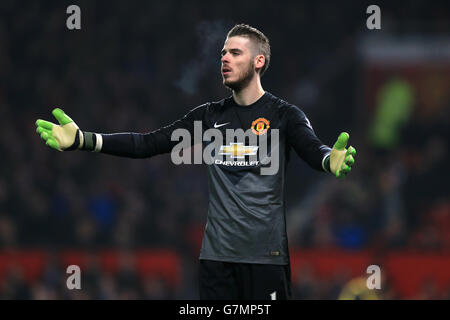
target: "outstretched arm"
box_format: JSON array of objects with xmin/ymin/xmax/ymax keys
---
[
  {"xmin": 35, "ymin": 105, "xmax": 208, "ymax": 158},
  {"xmin": 286, "ymin": 105, "xmax": 356, "ymax": 177},
  {"xmin": 286, "ymin": 105, "xmax": 332, "ymax": 171}
]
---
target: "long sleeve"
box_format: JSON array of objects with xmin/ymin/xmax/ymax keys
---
[
  {"xmin": 99, "ymin": 103, "xmax": 209, "ymax": 158},
  {"xmin": 285, "ymin": 105, "xmax": 331, "ymax": 171}
]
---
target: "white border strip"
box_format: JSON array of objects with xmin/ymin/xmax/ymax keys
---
[{"xmin": 94, "ymin": 133, "xmax": 103, "ymax": 152}]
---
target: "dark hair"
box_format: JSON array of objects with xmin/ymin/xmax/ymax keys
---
[{"xmin": 226, "ymin": 24, "xmax": 271, "ymax": 76}]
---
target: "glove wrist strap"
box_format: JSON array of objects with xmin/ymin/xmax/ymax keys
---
[
  {"xmin": 80, "ymin": 131, "xmax": 103, "ymax": 152},
  {"xmin": 324, "ymin": 155, "xmax": 331, "ymax": 173},
  {"xmin": 77, "ymin": 130, "xmax": 84, "ymax": 149}
]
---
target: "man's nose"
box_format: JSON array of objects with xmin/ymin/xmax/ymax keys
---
[{"xmin": 221, "ymin": 53, "xmax": 229, "ymax": 63}]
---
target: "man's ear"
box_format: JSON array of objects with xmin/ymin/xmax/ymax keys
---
[{"xmin": 255, "ymin": 54, "xmax": 266, "ymax": 73}]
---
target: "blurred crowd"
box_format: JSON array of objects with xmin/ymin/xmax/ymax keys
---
[{"xmin": 0, "ymin": 1, "xmax": 449, "ymax": 299}]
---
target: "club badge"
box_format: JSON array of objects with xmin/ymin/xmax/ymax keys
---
[{"xmin": 251, "ymin": 117, "xmax": 270, "ymax": 135}]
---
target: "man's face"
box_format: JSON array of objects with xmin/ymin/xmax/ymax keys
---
[{"xmin": 221, "ymin": 36, "xmax": 257, "ymax": 91}]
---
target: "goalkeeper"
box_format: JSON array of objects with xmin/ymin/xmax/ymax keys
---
[{"xmin": 35, "ymin": 24, "xmax": 356, "ymax": 300}]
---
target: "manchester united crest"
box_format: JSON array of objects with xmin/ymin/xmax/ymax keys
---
[{"xmin": 251, "ymin": 117, "xmax": 270, "ymax": 135}]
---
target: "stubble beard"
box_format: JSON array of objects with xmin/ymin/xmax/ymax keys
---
[{"xmin": 223, "ymin": 61, "xmax": 256, "ymax": 92}]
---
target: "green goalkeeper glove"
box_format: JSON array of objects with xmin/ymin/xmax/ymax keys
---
[
  {"xmin": 35, "ymin": 108, "xmax": 83, "ymax": 151},
  {"xmin": 326, "ymin": 132, "xmax": 356, "ymax": 178},
  {"xmin": 36, "ymin": 108, "xmax": 102, "ymax": 152}
]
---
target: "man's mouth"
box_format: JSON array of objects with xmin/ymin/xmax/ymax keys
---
[{"xmin": 222, "ymin": 66, "xmax": 232, "ymax": 75}]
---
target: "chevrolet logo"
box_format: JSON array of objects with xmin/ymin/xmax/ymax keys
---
[{"xmin": 219, "ymin": 143, "xmax": 258, "ymax": 159}]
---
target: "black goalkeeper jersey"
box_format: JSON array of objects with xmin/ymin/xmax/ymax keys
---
[{"xmin": 101, "ymin": 91, "xmax": 331, "ymax": 265}]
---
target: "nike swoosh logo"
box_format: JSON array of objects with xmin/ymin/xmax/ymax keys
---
[{"xmin": 214, "ymin": 122, "xmax": 230, "ymax": 128}]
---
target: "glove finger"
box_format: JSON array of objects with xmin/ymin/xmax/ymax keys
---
[
  {"xmin": 52, "ymin": 108, "xmax": 73, "ymax": 125},
  {"xmin": 339, "ymin": 172, "xmax": 347, "ymax": 179},
  {"xmin": 40, "ymin": 132, "xmax": 49, "ymax": 141},
  {"xmin": 337, "ymin": 170, "xmax": 347, "ymax": 179},
  {"xmin": 345, "ymin": 155, "xmax": 355, "ymax": 166},
  {"xmin": 333, "ymin": 132, "xmax": 349, "ymax": 151},
  {"xmin": 341, "ymin": 164, "xmax": 351, "ymax": 174},
  {"xmin": 46, "ymin": 137, "xmax": 60, "ymax": 150},
  {"xmin": 347, "ymin": 146, "xmax": 356, "ymax": 157},
  {"xmin": 36, "ymin": 126, "xmax": 52, "ymax": 136},
  {"xmin": 36, "ymin": 119, "xmax": 54, "ymax": 130}
]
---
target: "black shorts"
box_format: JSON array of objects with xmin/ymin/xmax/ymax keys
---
[{"xmin": 199, "ymin": 259, "xmax": 292, "ymax": 300}]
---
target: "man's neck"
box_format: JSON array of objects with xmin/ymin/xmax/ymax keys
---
[{"xmin": 232, "ymin": 77, "xmax": 265, "ymax": 106}]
